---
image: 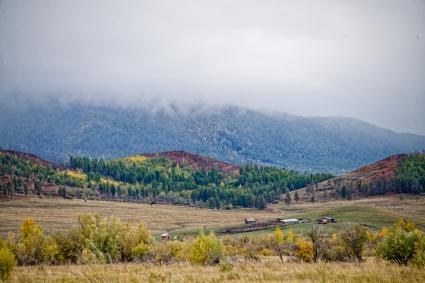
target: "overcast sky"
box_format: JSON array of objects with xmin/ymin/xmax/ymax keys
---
[{"xmin": 0, "ymin": 0, "xmax": 424, "ymax": 134}]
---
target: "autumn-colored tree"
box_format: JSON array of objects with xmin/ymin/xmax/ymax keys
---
[
  {"xmin": 341, "ymin": 225, "xmax": 368, "ymax": 263},
  {"xmin": 295, "ymin": 238, "xmax": 313, "ymax": 262},
  {"xmin": 15, "ymin": 217, "xmax": 45, "ymax": 265},
  {"xmin": 189, "ymin": 231, "xmax": 224, "ymax": 265},
  {"xmin": 308, "ymin": 224, "xmax": 322, "ymax": 263},
  {"xmin": 0, "ymin": 245, "xmax": 15, "ymax": 281}
]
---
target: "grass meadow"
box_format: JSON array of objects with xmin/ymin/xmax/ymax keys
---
[
  {"xmin": 1, "ymin": 194, "xmax": 425, "ymax": 238},
  {"xmin": 1, "ymin": 195, "xmax": 425, "ymax": 282},
  {"xmin": 8, "ymin": 259, "xmax": 425, "ymax": 283}
]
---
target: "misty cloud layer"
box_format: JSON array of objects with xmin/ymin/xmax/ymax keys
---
[{"xmin": 0, "ymin": 0, "xmax": 424, "ymax": 134}]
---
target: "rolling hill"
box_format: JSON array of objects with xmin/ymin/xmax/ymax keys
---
[
  {"xmin": 296, "ymin": 153, "xmax": 425, "ymax": 202},
  {"xmin": 1, "ymin": 101, "xmax": 425, "ymax": 174},
  {"xmin": 0, "ymin": 149, "xmax": 332, "ymax": 208}
]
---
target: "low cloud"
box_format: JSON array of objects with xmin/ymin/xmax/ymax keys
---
[{"xmin": 0, "ymin": 0, "xmax": 424, "ymax": 134}]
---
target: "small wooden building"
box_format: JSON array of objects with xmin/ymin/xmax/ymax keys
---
[
  {"xmin": 280, "ymin": 218, "xmax": 300, "ymax": 225},
  {"xmin": 160, "ymin": 232, "xmax": 170, "ymax": 240},
  {"xmin": 315, "ymin": 217, "xmax": 336, "ymax": 224},
  {"xmin": 245, "ymin": 218, "xmax": 256, "ymax": 224}
]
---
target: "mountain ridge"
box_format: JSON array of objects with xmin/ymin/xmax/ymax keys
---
[{"xmin": 1, "ymin": 101, "xmax": 424, "ymax": 174}]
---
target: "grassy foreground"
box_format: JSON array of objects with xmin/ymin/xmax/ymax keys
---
[{"xmin": 9, "ymin": 259, "xmax": 425, "ymax": 283}]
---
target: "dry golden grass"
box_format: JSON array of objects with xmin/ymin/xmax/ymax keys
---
[
  {"xmin": 1, "ymin": 194, "xmax": 424, "ymax": 238},
  {"xmin": 0, "ymin": 197, "xmax": 280, "ymax": 237},
  {"xmin": 9, "ymin": 259, "xmax": 425, "ymax": 283}
]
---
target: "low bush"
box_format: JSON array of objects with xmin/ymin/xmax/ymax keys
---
[
  {"xmin": 341, "ymin": 225, "xmax": 368, "ymax": 262},
  {"xmin": 3, "ymin": 215, "xmax": 425, "ymax": 268},
  {"xmin": 377, "ymin": 220, "xmax": 424, "ymax": 265},
  {"xmin": 0, "ymin": 246, "xmax": 16, "ymax": 281},
  {"xmin": 320, "ymin": 245, "xmax": 347, "ymax": 262}
]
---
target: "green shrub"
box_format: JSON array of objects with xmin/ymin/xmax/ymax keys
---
[
  {"xmin": 42, "ymin": 236, "xmax": 59, "ymax": 264},
  {"xmin": 169, "ymin": 241, "xmax": 190, "ymax": 263},
  {"xmin": 131, "ymin": 243, "xmax": 150, "ymax": 261},
  {"xmin": 52, "ymin": 228, "xmax": 85, "ymax": 264},
  {"xmin": 411, "ymin": 250, "xmax": 425, "ymax": 267},
  {"xmin": 189, "ymin": 231, "xmax": 224, "ymax": 265},
  {"xmin": 341, "ymin": 225, "xmax": 368, "ymax": 262},
  {"xmin": 0, "ymin": 246, "xmax": 16, "ymax": 281},
  {"xmin": 411, "ymin": 231, "xmax": 425, "ymax": 267},
  {"xmin": 320, "ymin": 245, "xmax": 347, "ymax": 262},
  {"xmin": 377, "ymin": 221, "xmax": 423, "ymax": 265},
  {"xmin": 77, "ymin": 214, "xmax": 152, "ymax": 263}
]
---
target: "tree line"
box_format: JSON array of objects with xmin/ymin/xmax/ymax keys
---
[{"xmin": 0, "ymin": 152, "xmax": 333, "ymax": 209}]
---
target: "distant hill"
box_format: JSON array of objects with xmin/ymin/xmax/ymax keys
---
[
  {"xmin": 1, "ymin": 101, "xmax": 424, "ymax": 173},
  {"xmin": 0, "ymin": 149, "xmax": 56, "ymax": 168},
  {"xmin": 296, "ymin": 153, "xmax": 425, "ymax": 202},
  {"xmin": 0, "ymin": 149, "xmax": 332, "ymax": 209}
]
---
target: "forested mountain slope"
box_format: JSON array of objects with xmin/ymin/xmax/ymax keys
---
[
  {"xmin": 1, "ymin": 102, "xmax": 424, "ymax": 173},
  {"xmin": 0, "ymin": 149, "xmax": 332, "ymax": 209}
]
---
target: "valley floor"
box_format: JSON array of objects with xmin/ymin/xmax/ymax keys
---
[
  {"xmin": 9, "ymin": 259, "xmax": 425, "ymax": 283},
  {"xmin": 1, "ymin": 194, "xmax": 425, "ymax": 238}
]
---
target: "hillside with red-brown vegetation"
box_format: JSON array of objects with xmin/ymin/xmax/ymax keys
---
[
  {"xmin": 142, "ymin": 150, "xmax": 240, "ymax": 174},
  {"xmin": 347, "ymin": 154, "xmax": 408, "ymax": 185},
  {"xmin": 296, "ymin": 153, "xmax": 424, "ymax": 202}
]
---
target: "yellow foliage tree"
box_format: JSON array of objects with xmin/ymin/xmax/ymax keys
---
[
  {"xmin": 0, "ymin": 246, "xmax": 15, "ymax": 281},
  {"xmin": 286, "ymin": 229, "xmax": 295, "ymax": 242},
  {"xmin": 16, "ymin": 217, "xmax": 45, "ymax": 265},
  {"xmin": 295, "ymin": 238, "xmax": 314, "ymax": 262},
  {"xmin": 189, "ymin": 231, "xmax": 224, "ymax": 265},
  {"xmin": 395, "ymin": 219, "xmax": 416, "ymax": 232},
  {"xmin": 274, "ymin": 227, "xmax": 284, "ymax": 244}
]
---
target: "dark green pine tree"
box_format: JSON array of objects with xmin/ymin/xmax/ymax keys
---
[
  {"xmin": 255, "ymin": 196, "xmax": 266, "ymax": 209},
  {"xmin": 35, "ymin": 180, "xmax": 42, "ymax": 196},
  {"xmin": 341, "ymin": 186, "xmax": 347, "ymax": 199},
  {"xmin": 294, "ymin": 191, "xmax": 300, "ymax": 202},
  {"xmin": 285, "ymin": 191, "xmax": 292, "ymax": 206}
]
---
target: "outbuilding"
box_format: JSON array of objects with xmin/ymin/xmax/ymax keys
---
[
  {"xmin": 280, "ymin": 218, "xmax": 300, "ymax": 225},
  {"xmin": 160, "ymin": 232, "xmax": 170, "ymax": 240},
  {"xmin": 315, "ymin": 217, "xmax": 336, "ymax": 224}
]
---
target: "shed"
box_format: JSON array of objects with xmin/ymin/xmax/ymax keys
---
[
  {"xmin": 160, "ymin": 232, "xmax": 170, "ymax": 240},
  {"xmin": 315, "ymin": 217, "xmax": 336, "ymax": 224},
  {"xmin": 323, "ymin": 217, "xmax": 336, "ymax": 223},
  {"xmin": 280, "ymin": 218, "xmax": 300, "ymax": 225},
  {"xmin": 245, "ymin": 218, "xmax": 256, "ymax": 224}
]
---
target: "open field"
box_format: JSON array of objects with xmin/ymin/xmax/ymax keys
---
[
  {"xmin": 0, "ymin": 196, "xmax": 280, "ymax": 238},
  {"xmin": 1, "ymin": 195, "xmax": 425, "ymax": 238},
  {"xmin": 8, "ymin": 259, "xmax": 425, "ymax": 283}
]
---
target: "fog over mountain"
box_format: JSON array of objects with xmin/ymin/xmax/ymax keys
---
[
  {"xmin": 1, "ymin": 100, "xmax": 424, "ymax": 174},
  {"xmin": 0, "ymin": 0, "xmax": 424, "ymax": 135}
]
